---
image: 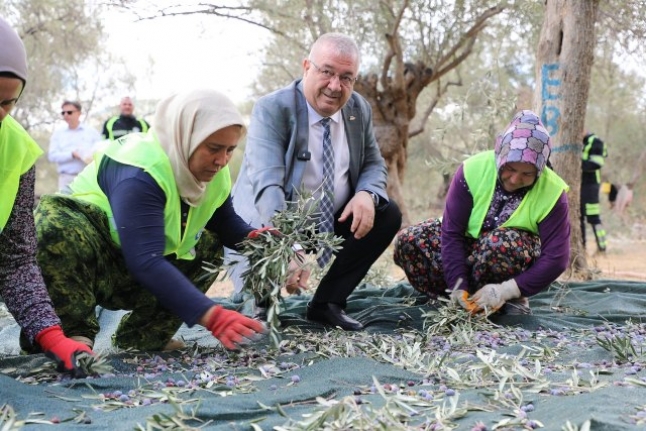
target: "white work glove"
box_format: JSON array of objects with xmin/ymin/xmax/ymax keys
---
[
  {"xmin": 450, "ymin": 289, "xmax": 480, "ymax": 314},
  {"xmin": 471, "ymin": 279, "xmax": 521, "ymax": 312}
]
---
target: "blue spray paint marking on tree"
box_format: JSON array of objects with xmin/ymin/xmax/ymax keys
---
[
  {"xmin": 550, "ymin": 144, "xmax": 579, "ymax": 154},
  {"xmin": 540, "ymin": 63, "xmax": 561, "ymax": 136},
  {"xmin": 540, "ymin": 62, "xmax": 580, "ymax": 154}
]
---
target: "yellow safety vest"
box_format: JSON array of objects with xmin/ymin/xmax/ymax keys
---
[
  {"xmin": 463, "ymin": 151, "xmax": 568, "ymax": 238},
  {"xmin": 70, "ymin": 131, "xmax": 230, "ymax": 260},
  {"xmin": 0, "ymin": 116, "xmax": 42, "ymax": 232},
  {"xmin": 105, "ymin": 116, "xmax": 149, "ymax": 140}
]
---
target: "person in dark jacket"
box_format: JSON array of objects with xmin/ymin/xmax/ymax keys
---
[
  {"xmin": 580, "ymin": 132, "xmax": 608, "ymax": 252},
  {"xmin": 102, "ymin": 96, "xmax": 150, "ymax": 141},
  {"xmin": 394, "ymin": 110, "xmax": 570, "ymax": 315}
]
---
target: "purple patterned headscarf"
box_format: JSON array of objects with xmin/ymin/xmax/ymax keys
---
[{"xmin": 494, "ymin": 110, "xmax": 551, "ymax": 177}]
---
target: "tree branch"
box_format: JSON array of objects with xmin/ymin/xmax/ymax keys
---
[{"xmin": 408, "ymin": 77, "xmax": 462, "ymax": 138}]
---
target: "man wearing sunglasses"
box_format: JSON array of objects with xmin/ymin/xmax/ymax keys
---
[{"xmin": 48, "ymin": 100, "xmax": 101, "ymax": 191}]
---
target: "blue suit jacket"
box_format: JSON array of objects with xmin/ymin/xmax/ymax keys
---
[{"xmin": 232, "ymin": 79, "xmax": 389, "ymax": 226}]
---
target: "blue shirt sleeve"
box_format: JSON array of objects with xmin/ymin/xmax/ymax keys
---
[
  {"xmin": 98, "ymin": 158, "xmax": 249, "ymax": 326},
  {"xmin": 206, "ymin": 196, "xmax": 254, "ymax": 249}
]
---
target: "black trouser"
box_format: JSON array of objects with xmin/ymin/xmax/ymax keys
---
[
  {"xmin": 580, "ymin": 182, "xmax": 606, "ymax": 251},
  {"xmin": 312, "ymin": 200, "xmax": 402, "ymax": 307}
]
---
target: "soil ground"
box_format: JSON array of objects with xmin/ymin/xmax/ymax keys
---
[{"xmin": 586, "ymin": 235, "xmax": 646, "ymax": 281}]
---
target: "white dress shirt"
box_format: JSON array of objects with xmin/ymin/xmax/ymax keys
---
[
  {"xmin": 303, "ymin": 104, "xmax": 351, "ymax": 213},
  {"xmin": 48, "ymin": 122, "xmax": 101, "ymax": 175}
]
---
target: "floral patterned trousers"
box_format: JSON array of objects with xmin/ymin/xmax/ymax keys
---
[{"xmin": 393, "ymin": 218, "xmax": 541, "ymax": 298}]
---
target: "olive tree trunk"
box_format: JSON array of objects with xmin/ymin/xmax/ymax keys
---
[{"xmin": 533, "ymin": 0, "xmax": 600, "ymax": 276}]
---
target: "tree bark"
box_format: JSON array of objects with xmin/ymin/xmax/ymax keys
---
[
  {"xmin": 354, "ymin": 61, "xmax": 433, "ymax": 226},
  {"xmin": 533, "ymin": 0, "xmax": 600, "ymax": 276}
]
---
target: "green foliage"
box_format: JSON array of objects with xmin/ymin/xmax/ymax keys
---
[
  {"xmin": 1, "ymin": 0, "xmax": 136, "ymax": 131},
  {"xmin": 595, "ymin": 332, "xmax": 638, "ymax": 362},
  {"xmin": 237, "ymin": 191, "xmax": 343, "ymax": 347},
  {"xmin": 136, "ymin": 398, "xmax": 209, "ymax": 430},
  {"xmin": 22, "ymin": 352, "xmax": 113, "ymax": 382},
  {"xmin": 0, "ymin": 403, "xmax": 59, "ymax": 428}
]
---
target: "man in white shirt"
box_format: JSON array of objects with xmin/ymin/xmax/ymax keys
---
[{"xmin": 48, "ymin": 100, "xmax": 101, "ymax": 191}]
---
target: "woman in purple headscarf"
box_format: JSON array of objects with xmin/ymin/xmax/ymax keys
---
[{"xmin": 394, "ymin": 110, "xmax": 570, "ymax": 314}]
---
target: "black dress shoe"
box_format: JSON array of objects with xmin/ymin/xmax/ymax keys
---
[{"xmin": 306, "ymin": 302, "xmax": 364, "ymax": 331}]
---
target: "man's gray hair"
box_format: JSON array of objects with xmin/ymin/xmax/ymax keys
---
[{"xmin": 310, "ymin": 32, "xmax": 360, "ymax": 64}]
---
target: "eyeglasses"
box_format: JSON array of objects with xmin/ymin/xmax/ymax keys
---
[
  {"xmin": 61, "ymin": 110, "xmax": 78, "ymax": 115},
  {"xmin": 0, "ymin": 98, "xmax": 18, "ymax": 109},
  {"xmin": 309, "ymin": 60, "xmax": 357, "ymax": 87}
]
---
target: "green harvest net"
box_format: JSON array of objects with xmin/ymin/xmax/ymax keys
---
[{"xmin": 1, "ymin": 280, "xmax": 646, "ymax": 430}]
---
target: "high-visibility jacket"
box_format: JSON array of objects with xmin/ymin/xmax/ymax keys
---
[
  {"xmin": 104, "ymin": 115, "xmax": 149, "ymax": 140},
  {"xmin": 0, "ymin": 115, "xmax": 42, "ymax": 232},
  {"xmin": 581, "ymin": 134, "xmax": 607, "ymax": 185},
  {"xmin": 70, "ymin": 131, "xmax": 230, "ymax": 260},
  {"xmin": 463, "ymin": 150, "xmax": 569, "ymax": 238}
]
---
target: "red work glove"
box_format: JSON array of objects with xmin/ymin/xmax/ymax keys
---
[
  {"xmin": 247, "ymin": 226, "xmax": 282, "ymax": 239},
  {"xmin": 36, "ymin": 325, "xmax": 93, "ymax": 376},
  {"xmin": 206, "ymin": 306, "xmax": 267, "ymax": 350}
]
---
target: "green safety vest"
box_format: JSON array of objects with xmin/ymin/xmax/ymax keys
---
[
  {"xmin": 463, "ymin": 151, "xmax": 569, "ymax": 238},
  {"xmin": 0, "ymin": 115, "xmax": 42, "ymax": 232},
  {"xmin": 70, "ymin": 131, "xmax": 231, "ymax": 260},
  {"xmin": 105, "ymin": 116, "xmax": 149, "ymax": 140}
]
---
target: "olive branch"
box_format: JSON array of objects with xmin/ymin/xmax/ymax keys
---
[{"xmin": 237, "ymin": 190, "xmax": 343, "ymax": 347}]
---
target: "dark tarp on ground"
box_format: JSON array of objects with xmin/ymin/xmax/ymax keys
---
[{"xmin": 1, "ymin": 280, "xmax": 646, "ymax": 430}]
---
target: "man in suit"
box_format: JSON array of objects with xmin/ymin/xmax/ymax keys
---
[{"xmin": 228, "ymin": 32, "xmax": 402, "ymax": 330}]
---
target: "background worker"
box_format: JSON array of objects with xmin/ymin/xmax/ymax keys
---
[
  {"xmin": 102, "ymin": 96, "xmax": 149, "ymax": 141},
  {"xmin": 581, "ymin": 131, "xmax": 608, "ymax": 252}
]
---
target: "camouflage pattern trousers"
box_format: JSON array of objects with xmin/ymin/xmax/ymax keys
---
[{"xmin": 28, "ymin": 195, "xmax": 221, "ymax": 351}]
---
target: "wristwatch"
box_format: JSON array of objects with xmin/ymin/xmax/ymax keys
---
[{"xmin": 366, "ymin": 191, "xmax": 379, "ymax": 207}]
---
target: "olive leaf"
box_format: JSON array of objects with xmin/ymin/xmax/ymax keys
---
[{"xmin": 238, "ymin": 190, "xmax": 343, "ymax": 347}]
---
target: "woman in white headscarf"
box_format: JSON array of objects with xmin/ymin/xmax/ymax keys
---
[
  {"xmin": 34, "ymin": 89, "xmax": 271, "ymax": 351},
  {"xmin": 0, "ymin": 17, "xmax": 92, "ymax": 375}
]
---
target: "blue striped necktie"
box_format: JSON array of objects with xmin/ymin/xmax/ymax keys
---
[{"xmin": 318, "ymin": 117, "xmax": 334, "ymax": 266}]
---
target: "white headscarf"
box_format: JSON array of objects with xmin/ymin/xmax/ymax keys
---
[{"xmin": 152, "ymin": 89, "xmax": 245, "ymax": 206}]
